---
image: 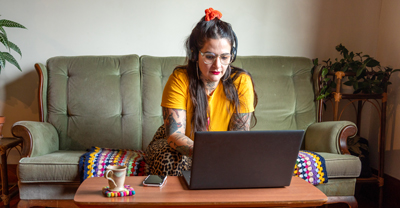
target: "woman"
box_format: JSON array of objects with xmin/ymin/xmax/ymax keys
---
[{"xmin": 145, "ymin": 8, "xmax": 258, "ymax": 176}]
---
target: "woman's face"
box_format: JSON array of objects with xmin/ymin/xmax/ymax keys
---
[{"xmin": 198, "ymin": 38, "xmax": 232, "ymax": 83}]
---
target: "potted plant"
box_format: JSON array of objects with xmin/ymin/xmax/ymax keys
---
[
  {"xmin": 314, "ymin": 44, "xmax": 400, "ymax": 100},
  {"xmin": 0, "ymin": 16, "xmax": 26, "ymax": 138}
]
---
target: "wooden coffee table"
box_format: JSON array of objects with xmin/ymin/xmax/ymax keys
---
[{"xmin": 74, "ymin": 176, "xmax": 327, "ymax": 207}]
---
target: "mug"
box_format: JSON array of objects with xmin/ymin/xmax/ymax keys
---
[{"xmin": 104, "ymin": 165, "xmax": 127, "ymax": 191}]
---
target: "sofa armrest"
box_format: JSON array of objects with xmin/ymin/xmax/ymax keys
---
[
  {"xmin": 305, "ymin": 121, "xmax": 357, "ymax": 155},
  {"xmin": 12, "ymin": 121, "xmax": 59, "ymax": 157}
]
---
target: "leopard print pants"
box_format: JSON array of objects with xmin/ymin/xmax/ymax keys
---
[{"xmin": 144, "ymin": 125, "xmax": 192, "ymax": 176}]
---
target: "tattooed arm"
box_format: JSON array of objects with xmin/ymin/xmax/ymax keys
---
[
  {"xmin": 162, "ymin": 107, "xmax": 194, "ymax": 157},
  {"xmin": 228, "ymin": 113, "xmax": 252, "ymax": 131}
]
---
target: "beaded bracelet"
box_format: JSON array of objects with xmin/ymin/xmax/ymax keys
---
[{"xmin": 102, "ymin": 185, "xmax": 135, "ymax": 197}]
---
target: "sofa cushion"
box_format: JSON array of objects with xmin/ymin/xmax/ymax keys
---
[
  {"xmin": 45, "ymin": 55, "xmax": 142, "ymax": 151},
  {"xmin": 316, "ymin": 178, "xmax": 357, "ymax": 196},
  {"xmin": 18, "ymin": 150, "xmax": 86, "ymax": 183},
  {"xmin": 317, "ymin": 152, "xmax": 361, "ymax": 178}
]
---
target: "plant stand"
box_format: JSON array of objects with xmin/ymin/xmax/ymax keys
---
[
  {"xmin": 0, "ymin": 137, "xmax": 22, "ymax": 208},
  {"xmin": 318, "ymin": 71, "xmax": 386, "ymax": 208}
]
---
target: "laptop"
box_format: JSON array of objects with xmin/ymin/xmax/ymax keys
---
[{"xmin": 182, "ymin": 130, "xmax": 304, "ymax": 189}]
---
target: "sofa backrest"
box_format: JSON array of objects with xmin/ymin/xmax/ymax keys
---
[
  {"xmin": 40, "ymin": 55, "xmax": 315, "ymax": 151},
  {"xmin": 140, "ymin": 56, "xmax": 316, "ymax": 149},
  {"xmin": 42, "ymin": 55, "xmax": 142, "ymax": 150},
  {"xmin": 232, "ymin": 56, "xmax": 316, "ymax": 131},
  {"xmin": 140, "ymin": 56, "xmax": 186, "ymax": 148}
]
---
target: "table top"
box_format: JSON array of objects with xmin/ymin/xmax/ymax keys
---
[
  {"xmin": 74, "ymin": 176, "xmax": 327, "ymax": 208},
  {"xmin": 0, "ymin": 137, "xmax": 22, "ymax": 152}
]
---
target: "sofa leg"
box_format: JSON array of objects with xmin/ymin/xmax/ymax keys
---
[
  {"xmin": 326, "ymin": 196, "xmax": 358, "ymax": 208},
  {"xmin": 18, "ymin": 199, "xmax": 79, "ymax": 208}
]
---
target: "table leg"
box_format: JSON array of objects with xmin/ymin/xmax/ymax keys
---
[{"xmin": 1, "ymin": 149, "xmax": 10, "ymax": 208}]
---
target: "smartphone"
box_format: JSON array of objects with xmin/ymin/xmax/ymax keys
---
[{"xmin": 142, "ymin": 175, "xmax": 167, "ymax": 187}]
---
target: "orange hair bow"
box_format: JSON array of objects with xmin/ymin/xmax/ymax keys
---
[{"xmin": 205, "ymin": 8, "xmax": 222, "ymax": 21}]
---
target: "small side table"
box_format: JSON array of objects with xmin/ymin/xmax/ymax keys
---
[{"xmin": 0, "ymin": 137, "xmax": 22, "ymax": 208}]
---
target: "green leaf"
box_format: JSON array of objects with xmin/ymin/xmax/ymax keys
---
[
  {"xmin": 365, "ymin": 57, "xmax": 380, "ymax": 67},
  {"xmin": 353, "ymin": 82, "xmax": 359, "ymax": 90},
  {"xmin": 343, "ymin": 81, "xmax": 353, "ymax": 86},
  {"xmin": 0, "ymin": 53, "xmax": 5, "ymax": 69},
  {"xmin": 358, "ymin": 82, "xmax": 368, "ymax": 89},
  {"xmin": 1, "ymin": 52, "xmax": 21, "ymax": 71},
  {"xmin": 354, "ymin": 89, "xmax": 362, "ymax": 94},
  {"xmin": 0, "ymin": 32, "xmax": 9, "ymax": 49},
  {"xmin": 336, "ymin": 44, "xmax": 349, "ymax": 58},
  {"xmin": 356, "ymin": 68, "xmax": 364, "ymax": 77},
  {"xmin": 0, "ymin": 19, "xmax": 27, "ymax": 29},
  {"xmin": 313, "ymin": 58, "xmax": 318, "ymax": 66},
  {"xmin": 8, "ymin": 41, "xmax": 22, "ymax": 56},
  {"xmin": 392, "ymin": 69, "xmax": 400, "ymax": 73},
  {"xmin": 321, "ymin": 85, "xmax": 328, "ymax": 92},
  {"xmin": 349, "ymin": 52, "xmax": 354, "ymax": 59},
  {"xmin": 332, "ymin": 62, "xmax": 342, "ymax": 71},
  {"xmin": 317, "ymin": 95, "xmax": 325, "ymax": 100},
  {"xmin": 373, "ymin": 80, "xmax": 381, "ymax": 85},
  {"xmin": 321, "ymin": 67, "xmax": 328, "ymax": 77},
  {"xmin": 0, "ymin": 26, "xmax": 6, "ymax": 36},
  {"xmin": 372, "ymin": 87, "xmax": 383, "ymax": 94}
]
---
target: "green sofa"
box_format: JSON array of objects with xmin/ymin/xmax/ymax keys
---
[{"xmin": 12, "ymin": 55, "xmax": 361, "ymax": 207}]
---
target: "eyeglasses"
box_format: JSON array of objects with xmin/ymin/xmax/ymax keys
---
[{"xmin": 199, "ymin": 51, "xmax": 232, "ymax": 65}]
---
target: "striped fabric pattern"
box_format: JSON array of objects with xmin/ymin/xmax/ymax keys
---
[
  {"xmin": 294, "ymin": 150, "xmax": 328, "ymax": 185},
  {"xmin": 79, "ymin": 146, "xmax": 146, "ymax": 182}
]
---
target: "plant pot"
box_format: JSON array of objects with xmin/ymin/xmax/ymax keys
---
[{"xmin": 0, "ymin": 116, "xmax": 4, "ymax": 139}]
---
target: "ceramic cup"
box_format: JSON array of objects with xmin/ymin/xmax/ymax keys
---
[{"xmin": 104, "ymin": 165, "xmax": 127, "ymax": 191}]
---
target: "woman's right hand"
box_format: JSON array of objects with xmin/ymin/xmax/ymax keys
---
[{"xmin": 162, "ymin": 107, "xmax": 194, "ymax": 157}]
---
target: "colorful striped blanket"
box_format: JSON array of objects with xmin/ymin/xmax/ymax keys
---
[
  {"xmin": 78, "ymin": 147, "xmax": 147, "ymax": 182},
  {"xmin": 78, "ymin": 147, "xmax": 328, "ymax": 185},
  {"xmin": 295, "ymin": 150, "xmax": 328, "ymax": 185}
]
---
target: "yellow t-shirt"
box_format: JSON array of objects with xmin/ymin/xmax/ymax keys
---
[{"xmin": 161, "ymin": 68, "xmax": 254, "ymax": 140}]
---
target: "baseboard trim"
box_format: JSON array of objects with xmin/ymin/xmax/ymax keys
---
[{"xmin": 356, "ymin": 168, "xmax": 400, "ymax": 207}]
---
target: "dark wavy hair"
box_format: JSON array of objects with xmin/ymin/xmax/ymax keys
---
[{"xmin": 178, "ymin": 16, "xmax": 258, "ymax": 136}]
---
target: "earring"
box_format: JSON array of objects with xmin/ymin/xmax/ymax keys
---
[
  {"xmin": 196, "ymin": 62, "xmax": 200, "ymax": 80},
  {"xmin": 223, "ymin": 65, "xmax": 231, "ymax": 81}
]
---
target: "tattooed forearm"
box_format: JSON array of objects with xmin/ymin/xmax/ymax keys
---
[
  {"xmin": 229, "ymin": 113, "xmax": 251, "ymax": 131},
  {"xmin": 163, "ymin": 107, "xmax": 193, "ymax": 156},
  {"xmin": 170, "ymin": 132, "xmax": 193, "ymax": 157},
  {"xmin": 163, "ymin": 107, "xmax": 185, "ymax": 137},
  {"xmin": 176, "ymin": 145, "xmax": 193, "ymax": 157},
  {"xmin": 167, "ymin": 133, "xmax": 194, "ymax": 157},
  {"xmin": 166, "ymin": 113, "xmax": 183, "ymax": 136},
  {"xmin": 172, "ymin": 109, "xmax": 180, "ymax": 118}
]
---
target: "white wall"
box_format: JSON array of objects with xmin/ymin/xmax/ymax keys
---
[
  {"xmin": 375, "ymin": 0, "xmax": 400, "ymax": 180},
  {"xmin": 0, "ymin": 0, "xmax": 390, "ymax": 175}
]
